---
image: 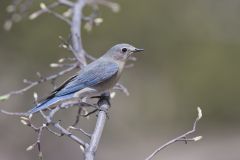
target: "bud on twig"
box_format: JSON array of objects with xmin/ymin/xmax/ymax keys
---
[
  {"xmin": 193, "ymin": 136, "xmax": 202, "ymax": 141},
  {"xmin": 40, "ymin": 3, "xmax": 47, "ymax": 10},
  {"xmin": 80, "ymin": 145, "xmax": 85, "ymax": 152},
  {"xmin": 21, "ymin": 119, "xmax": 29, "ymax": 126},
  {"xmin": 33, "ymin": 92, "xmax": 38, "ymax": 102},
  {"xmin": 110, "ymin": 92, "xmax": 116, "ymax": 98},
  {"xmin": 94, "ymin": 18, "xmax": 103, "ymax": 26},
  {"xmin": 50, "ymin": 63, "xmax": 60, "ymax": 68},
  {"xmin": 197, "ymin": 107, "xmax": 202, "ymax": 120},
  {"xmin": 26, "ymin": 144, "xmax": 35, "ymax": 151}
]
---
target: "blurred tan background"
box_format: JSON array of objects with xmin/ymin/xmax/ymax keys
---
[{"xmin": 0, "ymin": 0, "xmax": 240, "ymax": 160}]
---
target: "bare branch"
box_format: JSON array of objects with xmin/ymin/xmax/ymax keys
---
[
  {"xmin": 114, "ymin": 83, "xmax": 130, "ymax": 96},
  {"xmin": 94, "ymin": 0, "xmax": 120, "ymax": 12},
  {"xmin": 39, "ymin": 2, "xmax": 71, "ymax": 25},
  {"xmin": 145, "ymin": 107, "xmax": 203, "ymax": 160},
  {"xmin": 68, "ymin": 126, "xmax": 92, "ymax": 138},
  {"xmin": 58, "ymin": 0, "xmax": 74, "ymax": 7},
  {"xmin": 0, "ymin": 64, "xmax": 77, "ymax": 101},
  {"xmin": 84, "ymin": 93, "xmax": 110, "ymax": 160},
  {"xmin": 70, "ymin": 0, "xmax": 87, "ymax": 66},
  {"xmin": 40, "ymin": 107, "xmax": 87, "ymax": 148},
  {"xmin": 0, "ymin": 109, "xmax": 28, "ymax": 116},
  {"xmin": 54, "ymin": 121, "xmax": 88, "ymax": 148},
  {"xmin": 29, "ymin": 2, "xmax": 59, "ymax": 20}
]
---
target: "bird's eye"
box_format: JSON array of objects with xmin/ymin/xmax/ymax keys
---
[{"xmin": 121, "ymin": 48, "xmax": 127, "ymax": 53}]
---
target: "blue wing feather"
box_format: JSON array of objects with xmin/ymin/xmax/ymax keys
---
[{"xmin": 55, "ymin": 60, "xmax": 119, "ymax": 96}]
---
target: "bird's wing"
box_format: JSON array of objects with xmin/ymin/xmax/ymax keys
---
[
  {"xmin": 27, "ymin": 61, "xmax": 118, "ymax": 115},
  {"xmin": 52, "ymin": 61, "xmax": 119, "ymax": 97}
]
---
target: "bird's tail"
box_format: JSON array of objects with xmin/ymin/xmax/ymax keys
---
[{"xmin": 26, "ymin": 94, "xmax": 73, "ymax": 116}]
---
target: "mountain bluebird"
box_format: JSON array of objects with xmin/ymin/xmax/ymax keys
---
[{"xmin": 27, "ymin": 43, "xmax": 143, "ymax": 115}]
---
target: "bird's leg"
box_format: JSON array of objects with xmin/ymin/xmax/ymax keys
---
[
  {"xmin": 68, "ymin": 100, "xmax": 97, "ymax": 127},
  {"xmin": 87, "ymin": 92, "xmax": 111, "ymax": 118},
  {"xmin": 82, "ymin": 109, "xmax": 98, "ymax": 117},
  {"xmin": 98, "ymin": 92, "xmax": 111, "ymax": 107},
  {"xmin": 91, "ymin": 92, "xmax": 111, "ymax": 107},
  {"xmin": 71, "ymin": 107, "xmax": 82, "ymax": 127},
  {"xmin": 98, "ymin": 92, "xmax": 111, "ymax": 119}
]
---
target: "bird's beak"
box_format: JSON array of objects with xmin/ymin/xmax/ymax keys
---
[{"xmin": 132, "ymin": 48, "xmax": 144, "ymax": 53}]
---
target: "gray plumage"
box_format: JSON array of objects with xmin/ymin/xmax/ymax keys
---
[{"xmin": 27, "ymin": 43, "xmax": 143, "ymax": 115}]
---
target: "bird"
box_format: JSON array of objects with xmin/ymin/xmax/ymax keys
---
[{"xmin": 27, "ymin": 43, "xmax": 144, "ymax": 115}]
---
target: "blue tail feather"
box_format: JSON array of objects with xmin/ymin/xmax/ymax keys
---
[{"xmin": 27, "ymin": 94, "xmax": 73, "ymax": 115}]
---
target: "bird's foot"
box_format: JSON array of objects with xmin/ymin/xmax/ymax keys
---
[
  {"xmin": 88, "ymin": 92, "xmax": 111, "ymax": 119},
  {"xmin": 91, "ymin": 92, "xmax": 111, "ymax": 107}
]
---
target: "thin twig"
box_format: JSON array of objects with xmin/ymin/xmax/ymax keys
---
[
  {"xmin": 68, "ymin": 126, "xmax": 91, "ymax": 138},
  {"xmin": 28, "ymin": 1, "xmax": 73, "ymax": 20},
  {"xmin": 114, "ymin": 83, "xmax": 130, "ymax": 96},
  {"xmin": 23, "ymin": 117, "xmax": 46, "ymax": 160},
  {"xmin": 43, "ymin": 6, "xmax": 71, "ymax": 25},
  {"xmin": 0, "ymin": 109, "xmax": 28, "ymax": 116},
  {"xmin": 29, "ymin": 2, "xmax": 59, "ymax": 20},
  {"xmin": 40, "ymin": 107, "xmax": 87, "ymax": 148},
  {"xmin": 145, "ymin": 107, "xmax": 203, "ymax": 160},
  {"xmin": 0, "ymin": 64, "xmax": 77, "ymax": 101},
  {"xmin": 54, "ymin": 122, "xmax": 88, "ymax": 148}
]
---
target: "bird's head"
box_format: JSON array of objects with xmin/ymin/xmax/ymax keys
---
[{"xmin": 105, "ymin": 43, "xmax": 144, "ymax": 61}]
